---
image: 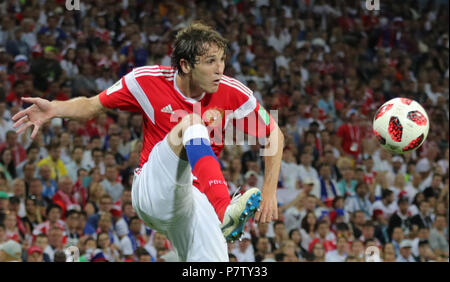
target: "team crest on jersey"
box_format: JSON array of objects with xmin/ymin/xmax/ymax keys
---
[
  {"xmin": 106, "ymin": 79, "xmax": 122, "ymax": 95},
  {"xmin": 203, "ymin": 107, "xmax": 225, "ymax": 127}
]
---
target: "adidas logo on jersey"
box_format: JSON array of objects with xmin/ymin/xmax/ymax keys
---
[{"xmin": 161, "ymin": 104, "xmax": 174, "ymax": 114}]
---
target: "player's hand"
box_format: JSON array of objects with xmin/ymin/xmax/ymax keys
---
[
  {"xmin": 12, "ymin": 97, "xmax": 55, "ymax": 139},
  {"xmin": 254, "ymin": 190, "xmax": 278, "ymax": 224}
]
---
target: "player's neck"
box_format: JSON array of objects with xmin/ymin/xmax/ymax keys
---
[{"xmin": 176, "ymin": 73, "xmax": 204, "ymax": 100}]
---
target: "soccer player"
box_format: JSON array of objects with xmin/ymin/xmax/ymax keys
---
[{"xmin": 12, "ymin": 23, "xmax": 284, "ymax": 261}]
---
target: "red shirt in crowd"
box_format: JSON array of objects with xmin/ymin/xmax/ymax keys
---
[{"xmin": 336, "ymin": 123, "xmax": 362, "ymax": 159}]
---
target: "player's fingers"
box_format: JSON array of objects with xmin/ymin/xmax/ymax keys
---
[
  {"xmin": 273, "ymin": 206, "xmax": 279, "ymax": 221},
  {"xmin": 254, "ymin": 210, "xmax": 261, "ymax": 223},
  {"xmin": 30, "ymin": 124, "xmax": 40, "ymax": 139},
  {"xmin": 13, "ymin": 115, "xmax": 29, "ymax": 129},
  {"xmin": 259, "ymin": 206, "xmax": 269, "ymax": 223},
  {"xmin": 11, "ymin": 108, "xmax": 31, "ymax": 122},
  {"xmin": 21, "ymin": 96, "xmax": 41, "ymax": 105},
  {"xmin": 16, "ymin": 121, "xmax": 33, "ymax": 135}
]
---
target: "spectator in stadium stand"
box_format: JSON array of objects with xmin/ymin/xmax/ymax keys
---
[
  {"xmin": 387, "ymin": 197, "xmax": 413, "ymax": 240},
  {"xmin": 278, "ymin": 239, "xmax": 300, "ymax": 262},
  {"xmin": 11, "ymin": 178, "xmax": 26, "ymax": 216},
  {"xmin": 65, "ymin": 209, "xmax": 81, "ymax": 247},
  {"xmin": 336, "ymin": 111, "xmax": 363, "ymax": 161},
  {"xmin": 345, "ymin": 182, "xmax": 373, "ymax": 220},
  {"xmin": 336, "ymin": 162, "xmax": 358, "ymax": 197},
  {"xmin": 78, "ymin": 236, "xmax": 97, "ymax": 262},
  {"xmin": 289, "ymin": 228, "xmax": 310, "ymax": 260},
  {"xmin": 371, "ymin": 189, "xmax": 397, "ymax": 220},
  {"xmin": 309, "ymin": 219, "xmax": 336, "ymax": 253},
  {"xmin": 96, "ymin": 212, "xmax": 119, "ymax": 243},
  {"xmin": 96, "ymin": 231, "xmax": 121, "ymax": 262},
  {"xmin": 254, "ymin": 236, "xmax": 272, "ymax": 262},
  {"xmin": 34, "ymin": 233, "xmax": 51, "ymax": 262},
  {"xmin": 429, "ymin": 214, "xmax": 449, "ymax": 257},
  {"xmin": 44, "ymin": 226, "xmax": 65, "ymax": 262},
  {"xmin": 325, "ymin": 235, "xmax": 349, "ymax": 262},
  {"xmin": 415, "ymin": 239, "xmax": 436, "ymax": 262},
  {"xmin": 3, "ymin": 211, "xmax": 21, "ymax": 242},
  {"xmin": 144, "ymin": 231, "xmax": 169, "ymax": 261},
  {"xmin": 298, "ymin": 152, "xmax": 320, "ymax": 198},
  {"xmin": 0, "ymin": 130, "xmax": 26, "ymax": 166},
  {"xmin": 52, "ymin": 176, "xmax": 80, "ymax": 217},
  {"xmin": 20, "ymin": 161, "xmax": 38, "ymax": 192},
  {"xmin": 396, "ymin": 239, "xmax": 416, "ymax": 262},
  {"xmin": 412, "ymin": 227, "xmax": 431, "ymax": 258},
  {"xmin": 21, "ymin": 194, "xmax": 42, "ymax": 234},
  {"xmin": 411, "ymin": 200, "xmax": 433, "ymax": 229},
  {"xmin": 37, "ymin": 142, "xmax": 67, "ymax": 181},
  {"xmin": 318, "ymin": 163, "xmax": 340, "ymax": 208},
  {"xmin": 391, "ymin": 226, "xmax": 405, "ymax": 257},
  {"xmin": 86, "ymin": 194, "xmax": 114, "ymax": 231},
  {"xmin": 359, "ymin": 221, "xmax": 382, "ymax": 248},
  {"xmin": 26, "ymin": 245, "xmax": 44, "ymax": 262},
  {"xmin": 114, "ymin": 201, "xmax": 135, "ymax": 239},
  {"xmin": 310, "ymin": 241, "xmax": 326, "ymax": 262},
  {"xmin": 272, "ymin": 220, "xmax": 289, "ymax": 250},
  {"xmin": 53, "ymin": 250, "xmax": 67, "ymax": 262},
  {"xmin": 231, "ymin": 232, "xmax": 255, "ymax": 262},
  {"xmin": 32, "ymin": 204, "xmax": 65, "ymax": 238},
  {"xmin": 299, "ymin": 210, "xmax": 318, "ymax": 251},
  {"xmin": 252, "ymin": 222, "xmax": 276, "ymax": 252},
  {"xmin": 119, "ymin": 216, "xmax": 146, "ymax": 261},
  {"xmin": 135, "ymin": 246, "xmax": 152, "ymax": 262},
  {"xmin": 100, "ymin": 165, "xmax": 124, "ymax": 203},
  {"xmin": 350, "ymin": 210, "xmax": 366, "ymax": 239},
  {"xmin": 382, "ymin": 243, "xmax": 397, "ymax": 262},
  {"xmin": 423, "ymin": 173, "xmax": 444, "ymax": 200}
]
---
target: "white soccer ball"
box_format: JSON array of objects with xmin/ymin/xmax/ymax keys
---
[{"xmin": 372, "ymin": 97, "xmax": 430, "ymax": 154}]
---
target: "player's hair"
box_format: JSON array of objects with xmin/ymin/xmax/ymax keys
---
[{"xmin": 171, "ymin": 22, "xmax": 228, "ymax": 75}]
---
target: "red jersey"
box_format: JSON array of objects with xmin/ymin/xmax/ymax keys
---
[{"xmin": 98, "ymin": 65, "xmax": 275, "ymax": 167}]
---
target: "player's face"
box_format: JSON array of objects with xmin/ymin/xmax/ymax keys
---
[{"xmin": 192, "ymin": 44, "xmax": 225, "ymax": 93}]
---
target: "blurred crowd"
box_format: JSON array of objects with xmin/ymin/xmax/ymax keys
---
[{"xmin": 0, "ymin": 0, "xmax": 449, "ymax": 262}]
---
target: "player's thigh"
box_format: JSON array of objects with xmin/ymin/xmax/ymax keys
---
[{"xmin": 132, "ymin": 137, "xmax": 194, "ymax": 227}]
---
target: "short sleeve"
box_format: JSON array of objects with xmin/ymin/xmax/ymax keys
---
[
  {"xmin": 223, "ymin": 76, "xmax": 275, "ymax": 138},
  {"xmin": 98, "ymin": 73, "xmax": 142, "ymax": 113}
]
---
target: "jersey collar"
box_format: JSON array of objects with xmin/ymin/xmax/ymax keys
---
[{"xmin": 173, "ymin": 71, "xmax": 206, "ymax": 104}]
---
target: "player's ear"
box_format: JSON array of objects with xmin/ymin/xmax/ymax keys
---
[{"xmin": 180, "ymin": 59, "xmax": 191, "ymax": 75}]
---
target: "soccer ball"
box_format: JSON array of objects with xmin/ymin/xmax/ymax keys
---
[{"xmin": 373, "ymin": 97, "xmax": 429, "ymax": 154}]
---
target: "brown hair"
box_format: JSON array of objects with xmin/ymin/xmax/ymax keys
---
[{"xmin": 171, "ymin": 22, "xmax": 228, "ymax": 75}]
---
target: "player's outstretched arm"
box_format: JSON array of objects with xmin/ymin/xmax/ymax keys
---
[
  {"xmin": 254, "ymin": 123, "xmax": 284, "ymax": 223},
  {"xmin": 12, "ymin": 95, "xmax": 105, "ymax": 139}
]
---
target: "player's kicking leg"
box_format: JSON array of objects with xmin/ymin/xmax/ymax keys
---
[{"xmin": 167, "ymin": 113, "xmax": 261, "ymax": 242}]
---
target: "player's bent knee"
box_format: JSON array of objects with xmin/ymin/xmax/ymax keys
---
[{"xmin": 167, "ymin": 113, "xmax": 204, "ymax": 158}]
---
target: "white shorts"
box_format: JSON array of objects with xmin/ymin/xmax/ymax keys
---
[{"xmin": 131, "ymin": 137, "xmax": 228, "ymax": 262}]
